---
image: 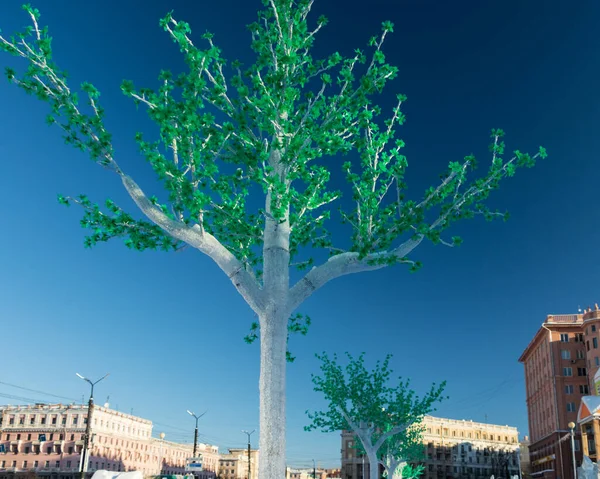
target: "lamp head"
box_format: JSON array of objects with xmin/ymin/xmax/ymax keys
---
[
  {"xmin": 160, "ymin": 432, "xmax": 165, "ymax": 440},
  {"xmin": 568, "ymin": 421, "xmax": 576, "ymax": 429}
]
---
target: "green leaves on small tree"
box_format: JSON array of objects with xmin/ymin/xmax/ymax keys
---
[{"xmin": 305, "ymin": 352, "xmax": 446, "ymax": 478}]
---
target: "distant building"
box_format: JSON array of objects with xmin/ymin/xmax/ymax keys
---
[
  {"xmin": 517, "ymin": 308, "xmax": 600, "ymax": 478},
  {"xmin": 285, "ymin": 467, "xmax": 326, "ymax": 479},
  {"xmin": 0, "ymin": 403, "xmax": 219, "ymax": 479},
  {"xmin": 341, "ymin": 415, "xmax": 519, "ymax": 479},
  {"xmin": 218, "ymin": 448, "xmax": 259, "ymax": 479}
]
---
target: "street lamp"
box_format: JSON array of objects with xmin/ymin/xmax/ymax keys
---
[
  {"xmin": 159, "ymin": 432, "xmax": 166, "ymax": 474},
  {"xmin": 187, "ymin": 410, "xmax": 207, "ymax": 458},
  {"xmin": 568, "ymin": 421, "xmax": 577, "ymax": 479},
  {"xmin": 241, "ymin": 430, "xmax": 255, "ymax": 479},
  {"xmin": 76, "ymin": 373, "xmax": 109, "ymax": 479}
]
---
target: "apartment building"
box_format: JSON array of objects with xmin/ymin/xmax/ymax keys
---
[
  {"xmin": 341, "ymin": 415, "xmax": 519, "ymax": 479},
  {"xmin": 0, "ymin": 403, "xmax": 219, "ymax": 479},
  {"xmin": 517, "ymin": 307, "xmax": 600, "ymax": 479},
  {"xmin": 218, "ymin": 448, "xmax": 259, "ymax": 479}
]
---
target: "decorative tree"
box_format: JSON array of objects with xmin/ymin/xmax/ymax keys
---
[
  {"xmin": 305, "ymin": 352, "xmax": 446, "ymax": 479},
  {"xmin": 0, "ymin": 2, "xmax": 546, "ymax": 478}
]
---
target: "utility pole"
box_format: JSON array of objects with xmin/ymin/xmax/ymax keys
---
[
  {"xmin": 312, "ymin": 459, "xmax": 316, "ymax": 479},
  {"xmin": 569, "ymin": 421, "xmax": 577, "ymax": 479},
  {"xmin": 242, "ymin": 430, "xmax": 255, "ymax": 479},
  {"xmin": 187, "ymin": 410, "xmax": 207, "ymax": 458},
  {"xmin": 76, "ymin": 373, "xmax": 109, "ymax": 479}
]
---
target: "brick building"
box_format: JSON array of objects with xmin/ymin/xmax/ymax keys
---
[
  {"xmin": 218, "ymin": 448, "xmax": 259, "ymax": 479},
  {"xmin": 518, "ymin": 307, "xmax": 600, "ymax": 479}
]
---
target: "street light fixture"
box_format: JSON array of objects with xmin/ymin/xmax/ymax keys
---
[
  {"xmin": 568, "ymin": 421, "xmax": 577, "ymax": 479},
  {"xmin": 187, "ymin": 410, "xmax": 207, "ymax": 458},
  {"xmin": 241, "ymin": 430, "xmax": 255, "ymax": 479},
  {"xmin": 76, "ymin": 373, "xmax": 109, "ymax": 479},
  {"xmin": 159, "ymin": 432, "xmax": 166, "ymax": 474}
]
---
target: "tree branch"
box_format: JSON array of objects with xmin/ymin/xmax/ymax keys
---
[
  {"xmin": 288, "ymin": 235, "xmax": 422, "ymax": 311},
  {"xmin": 120, "ymin": 174, "xmax": 264, "ymax": 313}
]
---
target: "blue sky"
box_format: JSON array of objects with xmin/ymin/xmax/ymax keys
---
[{"xmin": 0, "ymin": 0, "xmax": 599, "ymax": 469}]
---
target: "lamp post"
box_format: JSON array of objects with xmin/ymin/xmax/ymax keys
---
[
  {"xmin": 241, "ymin": 430, "xmax": 255, "ymax": 479},
  {"xmin": 187, "ymin": 410, "xmax": 206, "ymax": 458},
  {"xmin": 76, "ymin": 373, "xmax": 109, "ymax": 479},
  {"xmin": 312, "ymin": 459, "xmax": 316, "ymax": 479},
  {"xmin": 159, "ymin": 432, "xmax": 165, "ymax": 475},
  {"xmin": 568, "ymin": 421, "xmax": 577, "ymax": 479}
]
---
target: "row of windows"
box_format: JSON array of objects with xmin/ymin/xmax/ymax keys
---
[
  {"xmin": 561, "ymin": 349, "xmax": 586, "ymax": 360},
  {"xmin": 563, "ymin": 367, "xmax": 587, "ymax": 376},
  {"xmin": 5, "ymin": 414, "xmax": 85, "ymax": 427},
  {"xmin": 561, "ymin": 333, "xmax": 585, "ymax": 342},
  {"xmin": 565, "ymin": 384, "xmax": 590, "ymax": 394},
  {"xmin": 4, "ymin": 433, "xmax": 79, "ymax": 442}
]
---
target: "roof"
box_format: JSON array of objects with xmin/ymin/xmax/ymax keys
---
[{"xmin": 577, "ymin": 396, "xmax": 600, "ymax": 423}]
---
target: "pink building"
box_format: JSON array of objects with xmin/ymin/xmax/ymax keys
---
[{"xmin": 0, "ymin": 403, "xmax": 219, "ymax": 479}]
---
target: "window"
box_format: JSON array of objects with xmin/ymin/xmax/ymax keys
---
[
  {"xmin": 561, "ymin": 334, "xmax": 569, "ymax": 342},
  {"xmin": 29, "ymin": 417, "xmax": 35, "ymax": 425},
  {"xmin": 595, "ymin": 338, "xmax": 599, "ymax": 349},
  {"xmin": 67, "ymin": 461, "xmax": 72, "ymax": 468},
  {"xmin": 55, "ymin": 461, "xmax": 59, "ymax": 468},
  {"xmin": 578, "ymin": 350, "xmax": 586, "ymax": 359},
  {"xmin": 51, "ymin": 416, "xmax": 57, "ymax": 425},
  {"xmin": 24, "ymin": 447, "xmax": 30, "ymax": 454},
  {"xmin": 49, "ymin": 434, "xmax": 53, "ymax": 441},
  {"xmin": 68, "ymin": 447, "xmax": 74, "ymax": 454},
  {"xmin": 593, "ymin": 325, "xmax": 597, "ymax": 332},
  {"xmin": 23, "ymin": 461, "xmax": 27, "ymax": 468},
  {"xmin": 62, "ymin": 417, "xmax": 66, "ymax": 425},
  {"xmin": 588, "ymin": 341, "xmax": 591, "ymax": 351},
  {"xmin": 73, "ymin": 417, "xmax": 78, "ymax": 425},
  {"xmin": 46, "ymin": 447, "xmax": 51, "ymax": 454},
  {"xmin": 34, "ymin": 461, "xmax": 38, "ymax": 468},
  {"xmin": 8, "ymin": 416, "xmax": 14, "ymax": 425},
  {"xmin": 564, "ymin": 367, "xmax": 573, "ymax": 376},
  {"xmin": 16, "ymin": 434, "xmax": 21, "ymax": 440},
  {"xmin": 567, "ymin": 402, "xmax": 576, "ymax": 412},
  {"xmin": 40, "ymin": 417, "xmax": 46, "ymax": 425},
  {"xmin": 581, "ymin": 385, "xmax": 590, "ymax": 394},
  {"xmin": 45, "ymin": 461, "xmax": 49, "ymax": 468},
  {"xmin": 578, "ymin": 367, "xmax": 587, "ymax": 376},
  {"xmin": 576, "ymin": 333, "xmax": 584, "ymax": 342},
  {"xmin": 562, "ymin": 350, "xmax": 571, "ymax": 359},
  {"xmin": 0, "ymin": 461, "xmax": 4, "ymax": 468},
  {"xmin": 27, "ymin": 434, "xmax": 31, "ymax": 441}
]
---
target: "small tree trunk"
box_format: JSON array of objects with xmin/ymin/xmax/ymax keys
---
[{"xmin": 258, "ymin": 310, "xmax": 288, "ymax": 479}]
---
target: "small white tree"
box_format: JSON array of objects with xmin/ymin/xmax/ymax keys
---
[{"xmin": 306, "ymin": 353, "xmax": 446, "ymax": 479}]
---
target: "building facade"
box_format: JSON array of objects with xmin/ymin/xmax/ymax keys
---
[
  {"xmin": 0, "ymin": 403, "xmax": 219, "ymax": 479},
  {"xmin": 518, "ymin": 307, "xmax": 600, "ymax": 478},
  {"xmin": 218, "ymin": 448, "xmax": 259, "ymax": 479},
  {"xmin": 341, "ymin": 416, "xmax": 519, "ymax": 479}
]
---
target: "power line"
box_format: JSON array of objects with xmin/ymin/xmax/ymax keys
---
[{"xmin": 0, "ymin": 381, "xmax": 78, "ymax": 402}]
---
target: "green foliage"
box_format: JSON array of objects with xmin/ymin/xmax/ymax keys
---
[
  {"xmin": 0, "ymin": 1, "xmax": 546, "ymax": 275},
  {"xmin": 305, "ymin": 352, "xmax": 446, "ymax": 475}
]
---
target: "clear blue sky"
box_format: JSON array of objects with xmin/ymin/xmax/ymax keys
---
[{"xmin": 0, "ymin": 0, "xmax": 598, "ymax": 470}]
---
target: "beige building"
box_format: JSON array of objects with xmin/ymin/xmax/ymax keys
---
[
  {"xmin": 341, "ymin": 415, "xmax": 519, "ymax": 479},
  {"xmin": 0, "ymin": 403, "xmax": 220, "ymax": 478},
  {"xmin": 285, "ymin": 467, "xmax": 326, "ymax": 479},
  {"xmin": 218, "ymin": 448, "xmax": 259, "ymax": 479}
]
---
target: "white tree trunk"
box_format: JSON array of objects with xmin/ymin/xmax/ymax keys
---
[
  {"xmin": 258, "ymin": 147, "xmax": 291, "ymax": 479},
  {"xmin": 368, "ymin": 452, "xmax": 379, "ymax": 479},
  {"xmin": 258, "ymin": 310, "xmax": 288, "ymax": 479}
]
